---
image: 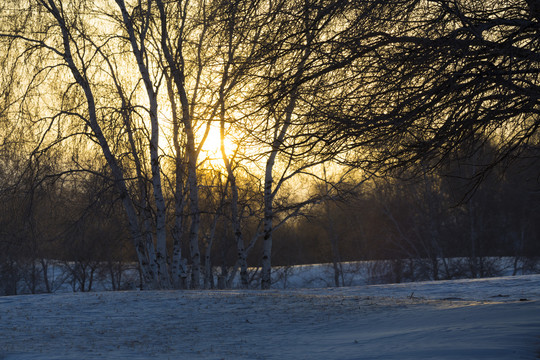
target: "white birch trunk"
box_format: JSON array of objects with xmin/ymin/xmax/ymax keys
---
[
  {"xmin": 218, "ymin": 32, "xmax": 249, "ymax": 287},
  {"xmin": 156, "ymin": 0, "xmax": 201, "ymax": 288},
  {"xmin": 260, "ymin": 15, "xmax": 312, "ymax": 288},
  {"xmin": 203, "ymin": 214, "xmax": 219, "ymax": 289},
  {"xmin": 101, "ymin": 48, "xmax": 162, "ymax": 289},
  {"xmin": 115, "ymin": 0, "xmax": 170, "ymax": 288},
  {"xmin": 171, "ymin": 168, "xmax": 187, "ymax": 289},
  {"xmin": 204, "ymin": 242, "xmax": 213, "ymax": 290},
  {"xmin": 261, "ymin": 167, "xmax": 274, "ymax": 289},
  {"xmin": 47, "ymin": 2, "xmax": 159, "ymax": 288},
  {"xmin": 232, "ymin": 185, "xmax": 249, "ymax": 288},
  {"xmin": 186, "ymin": 153, "xmax": 202, "ymax": 288},
  {"xmin": 166, "ymin": 74, "xmax": 188, "ymax": 289}
]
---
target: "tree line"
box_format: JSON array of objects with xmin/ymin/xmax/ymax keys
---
[
  {"xmin": 0, "ymin": 0, "xmax": 538, "ymax": 292},
  {"xmin": 276, "ymin": 143, "xmax": 540, "ymax": 286}
]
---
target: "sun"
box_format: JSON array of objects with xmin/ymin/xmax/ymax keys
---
[
  {"xmin": 199, "ymin": 124, "xmax": 235, "ymax": 166},
  {"xmin": 158, "ymin": 103, "xmax": 237, "ymax": 168}
]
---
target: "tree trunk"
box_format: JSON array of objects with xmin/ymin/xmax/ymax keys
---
[
  {"xmin": 49, "ymin": 0, "xmax": 159, "ymax": 289},
  {"xmin": 204, "ymin": 212, "xmax": 220, "ymax": 289},
  {"xmin": 323, "ymin": 166, "xmax": 343, "ymax": 287},
  {"xmin": 329, "ymin": 232, "xmax": 343, "ymax": 287},
  {"xmin": 156, "ymin": 0, "xmax": 201, "ymax": 288},
  {"xmin": 218, "ymin": 67, "xmax": 249, "ymax": 288},
  {"xmin": 260, "ymin": 15, "xmax": 312, "ymax": 288},
  {"xmin": 185, "ymin": 148, "xmax": 201, "ymax": 289},
  {"xmin": 115, "ymin": 0, "xmax": 170, "ymax": 288},
  {"xmin": 166, "ymin": 73, "xmax": 188, "ymax": 289},
  {"xmin": 261, "ymin": 165, "xmax": 274, "ymax": 290},
  {"xmin": 41, "ymin": 259, "xmax": 51, "ymax": 293}
]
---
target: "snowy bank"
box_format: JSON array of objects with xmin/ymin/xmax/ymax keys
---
[{"xmin": 1, "ymin": 274, "xmax": 539, "ymax": 359}]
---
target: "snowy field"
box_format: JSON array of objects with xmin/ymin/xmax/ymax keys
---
[{"xmin": 1, "ymin": 274, "xmax": 540, "ymax": 359}]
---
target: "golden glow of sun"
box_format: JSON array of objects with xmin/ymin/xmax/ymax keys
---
[{"xmin": 199, "ymin": 124, "xmax": 235, "ymax": 166}]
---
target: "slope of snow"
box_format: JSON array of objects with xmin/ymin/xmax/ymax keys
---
[{"xmin": 1, "ymin": 274, "xmax": 539, "ymax": 359}]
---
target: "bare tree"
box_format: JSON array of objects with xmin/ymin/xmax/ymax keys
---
[
  {"xmin": 325, "ymin": 0, "xmax": 540, "ymax": 181},
  {"xmin": 247, "ymin": 0, "xmax": 402, "ymax": 289}
]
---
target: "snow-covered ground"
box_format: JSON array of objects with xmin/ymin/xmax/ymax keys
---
[{"xmin": 1, "ymin": 274, "xmax": 539, "ymax": 359}]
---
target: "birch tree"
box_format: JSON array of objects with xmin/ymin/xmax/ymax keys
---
[
  {"xmin": 0, "ymin": 0, "xmax": 169, "ymax": 288},
  {"xmin": 250, "ymin": 0, "xmax": 401, "ymax": 289},
  {"xmin": 208, "ymin": 0, "xmax": 268, "ymax": 288}
]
